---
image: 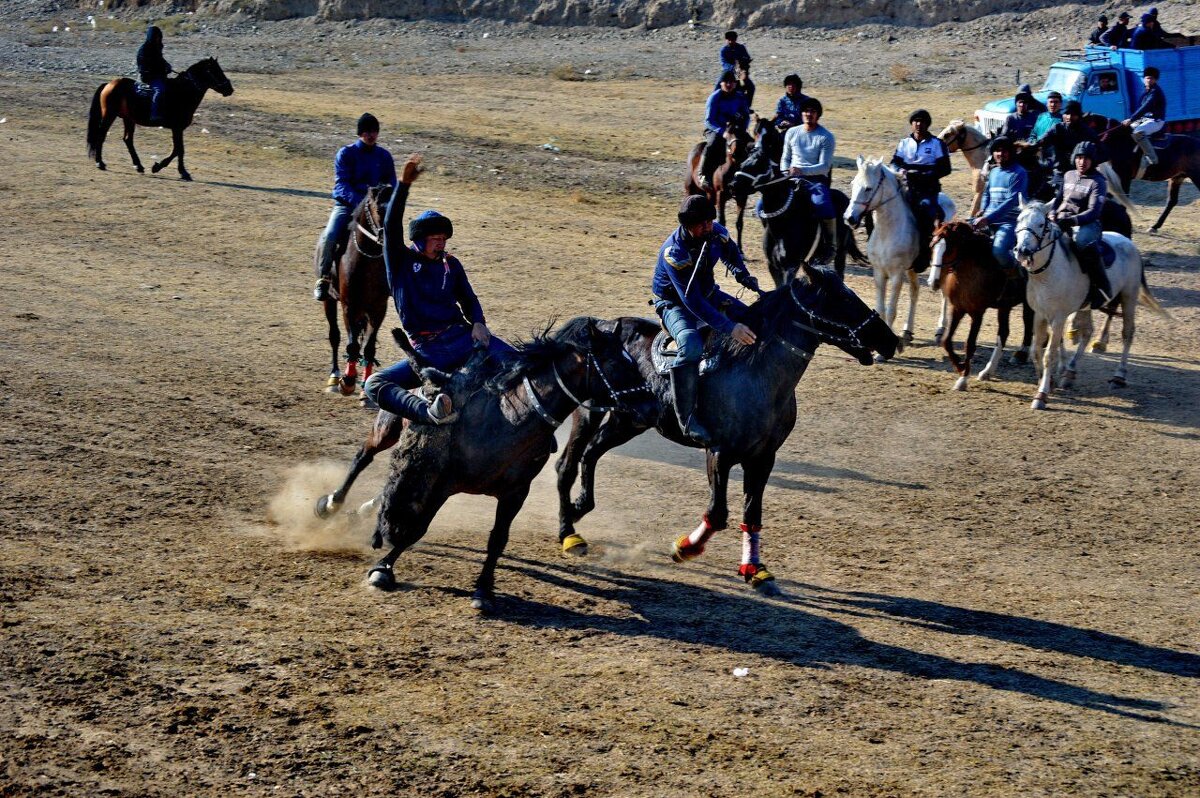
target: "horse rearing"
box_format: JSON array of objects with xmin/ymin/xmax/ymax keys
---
[{"xmin": 87, "ymin": 57, "xmax": 234, "ymax": 181}]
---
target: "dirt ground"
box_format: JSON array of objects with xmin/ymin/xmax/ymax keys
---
[{"xmin": 2, "ymin": 11, "xmax": 1199, "ymax": 798}]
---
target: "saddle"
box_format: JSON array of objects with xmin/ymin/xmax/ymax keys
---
[
  {"xmin": 650, "ymin": 329, "xmax": 722, "ymax": 376},
  {"xmin": 133, "ymin": 82, "xmax": 154, "ymax": 98}
]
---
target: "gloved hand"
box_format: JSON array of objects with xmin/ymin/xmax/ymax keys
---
[
  {"xmin": 1058, "ymin": 213, "xmax": 1076, "ymax": 227},
  {"xmin": 736, "ymin": 271, "xmax": 761, "ymax": 293}
]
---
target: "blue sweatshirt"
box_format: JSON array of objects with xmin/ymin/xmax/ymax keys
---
[
  {"xmin": 332, "ymin": 140, "xmax": 397, "ymax": 208},
  {"xmin": 720, "ymin": 42, "xmax": 751, "ymax": 73},
  {"xmin": 979, "ymin": 163, "xmax": 1029, "ymax": 226},
  {"xmin": 652, "ymin": 223, "xmax": 750, "ymax": 334},
  {"xmin": 774, "ymin": 92, "xmax": 811, "ymax": 127},
  {"xmin": 1131, "ymin": 82, "xmax": 1167, "ymax": 120},
  {"xmin": 383, "ymin": 183, "xmax": 485, "ymax": 338},
  {"xmin": 705, "ymin": 89, "xmax": 750, "ymax": 134}
]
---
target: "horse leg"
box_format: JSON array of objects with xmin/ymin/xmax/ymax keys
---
[
  {"xmin": 872, "ymin": 268, "xmax": 889, "ymax": 362},
  {"xmin": 472, "ymin": 485, "xmax": 532, "ymax": 613},
  {"xmin": 150, "ymin": 135, "xmax": 176, "ymax": 174},
  {"xmin": 1092, "ymin": 309, "xmax": 1114, "ymax": 353},
  {"xmin": 954, "ymin": 312, "xmax": 985, "ymax": 391},
  {"xmin": 1110, "ymin": 294, "xmax": 1137, "ymax": 388},
  {"xmin": 1149, "ymin": 175, "xmax": 1186, "ymax": 232},
  {"xmin": 1062, "ymin": 310, "xmax": 1094, "ymax": 389},
  {"xmin": 943, "ymin": 306, "xmax": 966, "ymax": 376},
  {"xmin": 315, "ymin": 411, "xmax": 403, "ymax": 518},
  {"xmin": 934, "ymin": 291, "xmax": 949, "ymax": 345},
  {"xmin": 978, "ymin": 306, "xmax": 1010, "ymax": 382},
  {"xmin": 735, "ymin": 198, "xmax": 746, "ymax": 254},
  {"xmin": 556, "ymin": 410, "xmax": 600, "ymax": 550},
  {"xmin": 360, "ymin": 310, "xmax": 384, "ymax": 407},
  {"xmin": 738, "ymin": 452, "xmax": 781, "ymax": 596},
  {"xmin": 901, "ymin": 269, "xmax": 919, "ymax": 346},
  {"xmin": 1011, "ymin": 301, "xmax": 1034, "ymax": 364},
  {"xmin": 121, "ymin": 118, "xmax": 144, "ymax": 173},
  {"xmin": 341, "ymin": 308, "xmax": 363, "ymax": 397},
  {"xmin": 1033, "ymin": 317, "xmax": 1062, "ymax": 410},
  {"xmin": 671, "ymin": 449, "xmax": 732, "ymax": 563},
  {"xmin": 557, "ymin": 413, "xmax": 642, "ymax": 555},
  {"xmin": 367, "ymin": 491, "xmax": 449, "ymax": 591},
  {"xmin": 323, "ymin": 298, "xmax": 341, "ymax": 391},
  {"xmin": 173, "ymin": 128, "xmax": 191, "ymax": 181}
]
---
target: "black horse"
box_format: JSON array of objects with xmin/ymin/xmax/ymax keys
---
[
  {"xmin": 87, "ymin": 57, "xmax": 234, "ymax": 181},
  {"xmin": 555, "ymin": 266, "xmax": 898, "ymax": 595},
  {"xmin": 366, "ymin": 317, "xmax": 656, "ymax": 613},
  {"xmin": 730, "ymin": 143, "xmax": 868, "ymax": 284}
]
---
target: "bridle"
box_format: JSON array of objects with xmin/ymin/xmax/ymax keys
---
[
  {"xmin": 351, "ymin": 197, "xmax": 385, "ymax": 257},
  {"xmin": 1014, "ymin": 213, "xmax": 1061, "ymax": 275},
  {"xmin": 848, "ymin": 166, "xmax": 901, "ymax": 218},
  {"xmin": 950, "ymin": 125, "xmax": 988, "ymax": 153},
  {"xmin": 785, "ymin": 279, "xmax": 879, "ymax": 352},
  {"xmin": 522, "ymin": 348, "xmax": 651, "ymax": 428}
]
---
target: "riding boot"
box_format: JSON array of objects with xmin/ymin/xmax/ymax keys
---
[
  {"xmin": 1135, "ymin": 134, "xmax": 1159, "ymax": 166},
  {"xmin": 314, "ymin": 234, "xmax": 338, "ymax": 301},
  {"xmin": 818, "ymin": 218, "xmax": 838, "ymax": 264},
  {"xmin": 1076, "ymin": 244, "xmax": 1113, "ymax": 309},
  {"xmin": 669, "ymin": 363, "xmax": 713, "ymax": 447},
  {"xmin": 373, "ymin": 383, "xmax": 458, "ymax": 426}
]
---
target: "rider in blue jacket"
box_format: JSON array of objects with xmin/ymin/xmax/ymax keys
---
[
  {"xmin": 971, "ymin": 137, "xmax": 1028, "ymax": 274},
  {"xmin": 718, "ymin": 31, "xmax": 751, "ymax": 82},
  {"xmin": 1124, "ymin": 66, "xmax": 1167, "ymax": 167},
  {"xmin": 362, "ymin": 154, "xmax": 513, "ymax": 425},
  {"xmin": 699, "ymin": 72, "xmax": 751, "ymax": 190},
  {"xmin": 136, "ymin": 25, "xmax": 171, "ymax": 124},
  {"xmin": 773, "ymin": 74, "xmax": 810, "ymax": 131},
  {"xmin": 313, "ymin": 113, "xmax": 397, "ymax": 301},
  {"xmin": 653, "ymin": 195, "xmax": 760, "ymax": 445}
]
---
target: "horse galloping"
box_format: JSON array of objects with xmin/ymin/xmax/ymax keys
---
[
  {"xmin": 555, "ymin": 267, "xmax": 898, "ymax": 595},
  {"xmin": 1091, "ymin": 119, "xmax": 1200, "ymax": 232},
  {"xmin": 928, "ymin": 221, "xmax": 1032, "ymax": 391},
  {"xmin": 686, "ymin": 124, "xmax": 754, "ymax": 249},
  {"xmin": 318, "ymin": 184, "xmax": 392, "ymax": 401},
  {"xmin": 87, "ymin": 57, "xmax": 234, "ymax": 181},
  {"xmin": 365, "ymin": 317, "xmax": 656, "ymax": 613}
]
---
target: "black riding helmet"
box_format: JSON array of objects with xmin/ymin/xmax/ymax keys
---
[
  {"xmin": 909, "ymin": 108, "xmax": 932, "ymax": 125},
  {"xmin": 1071, "ymin": 141, "xmax": 1098, "ymax": 162},
  {"xmin": 678, "ymin": 195, "xmax": 716, "ymax": 226}
]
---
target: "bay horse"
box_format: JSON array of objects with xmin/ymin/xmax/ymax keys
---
[
  {"xmin": 1090, "ymin": 117, "xmax": 1200, "ymax": 232},
  {"xmin": 727, "ymin": 143, "xmax": 867, "ymax": 282},
  {"xmin": 87, "ymin": 57, "xmax": 234, "ymax": 181},
  {"xmin": 554, "ymin": 266, "xmax": 899, "ymax": 595},
  {"xmin": 318, "ymin": 184, "xmax": 392, "ymax": 401},
  {"xmin": 686, "ymin": 124, "xmax": 753, "ymax": 249},
  {"xmin": 1014, "ymin": 199, "xmax": 1166, "ymax": 409},
  {"xmin": 928, "ymin": 221, "xmax": 1032, "ymax": 391},
  {"xmin": 845, "ymin": 156, "xmax": 956, "ymax": 354},
  {"xmin": 364, "ymin": 317, "xmax": 656, "ymax": 613}
]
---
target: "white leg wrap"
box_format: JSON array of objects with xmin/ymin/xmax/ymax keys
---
[
  {"xmin": 687, "ymin": 518, "xmax": 717, "ymax": 547},
  {"xmin": 741, "ymin": 528, "xmax": 761, "ymax": 565}
]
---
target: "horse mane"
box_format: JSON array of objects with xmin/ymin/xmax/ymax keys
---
[
  {"xmin": 711, "ymin": 280, "xmax": 805, "ymax": 363},
  {"xmin": 936, "ymin": 220, "xmax": 993, "ymax": 260},
  {"xmin": 484, "ymin": 316, "xmax": 594, "ymax": 394}
]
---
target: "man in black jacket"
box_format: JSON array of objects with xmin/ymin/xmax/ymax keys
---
[{"xmin": 136, "ymin": 25, "xmax": 171, "ymax": 124}]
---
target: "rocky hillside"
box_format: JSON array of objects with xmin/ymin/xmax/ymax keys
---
[{"xmin": 89, "ymin": 0, "xmax": 1113, "ymax": 28}]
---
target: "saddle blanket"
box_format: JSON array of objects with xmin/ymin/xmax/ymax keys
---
[{"xmin": 650, "ymin": 330, "xmax": 721, "ymax": 376}]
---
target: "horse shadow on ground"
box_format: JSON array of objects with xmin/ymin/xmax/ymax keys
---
[
  {"xmin": 417, "ymin": 542, "xmax": 1199, "ymax": 726},
  {"xmin": 196, "ymin": 179, "xmax": 327, "ymax": 199}
]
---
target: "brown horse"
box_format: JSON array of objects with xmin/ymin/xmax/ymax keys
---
[
  {"xmin": 318, "ymin": 185, "xmax": 392, "ymax": 402},
  {"xmin": 87, "ymin": 57, "xmax": 233, "ymax": 181},
  {"xmin": 929, "ymin": 221, "xmax": 1031, "ymax": 392},
  {"xmin": 1089, "ymin": 116, "xmax": 1200, "ymax": 232},
  {"xmin": 685, "ymin": 124, "xmax": 752, "ymax": 249}
]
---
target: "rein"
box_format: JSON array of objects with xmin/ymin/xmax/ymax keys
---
[
  {"xmin": 1015, "ymin": 217, "xmax": 1061, "ymax": 275},
  {"xmin": 849, "ymin": 168, "xmax": 901, "ymax": 216},
  {"xmin": 953, "ymin": 125, "xmax": 988, "ymax": 153},
  {"xmin": 351, "ymin": 204, "xmax": 385, "ymax": 257},
  {"xmin": 787, "ymin": 281, "xmax": 878, "ymax": 350},
  {"xmin": 522, "ymin": 350, "xmax": 651, "ymax": 428}
]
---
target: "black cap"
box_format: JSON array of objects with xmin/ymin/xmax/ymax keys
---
[
  {"xmin": 909, "ymin": 108, "xmax": 932, "ymax": 124},
  {"xmin": 1144, "ymin": 66, "xmax": 1160, "ymax": 78},
  {"xmin": 989, "ymin": 136, "xmax": 1014, "ymax": 154},
  {"xmin": 783, "ymin": 73, "xmax": 802, "ymax": 88},
  {"xmin": 408, "ymin": 210, "xmax": 453, "ymax": 242},
  {"xmin": 1064, "ymin": 100, "xmax": 1083, "ymax": 115},
  {"xmin": 1098, "ymin": 14, "xmax": 1108, "ymax": 23},
  {"xmin": 679, "ymin": 195, "xmax": 717, "ymax": 226},
  {"xmin": 719, "ymin": 70, "xmax": 737, "ymax": 84},
  {"xmin": 356, "ymin": 112, "xmax": 380, "ymax": 135},
  {"xmin": 1047, "ymin": 91, "xmax": 1063, "ymax": 101},
  {"xmin": 1118, "ymin": 11, "xmax": 1131, "ymax": 20},
  {"xmin": 1015, "ymin": 91, "xmax": 1034, "ymax": 104}
]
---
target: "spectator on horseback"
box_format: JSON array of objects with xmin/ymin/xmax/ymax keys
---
[
  {"xmin": 1051, "ymin": 141, "xmax": 1113, "ymax": 308},
  {"xmin": 1000, "ymin": 91, "xmax": 1039, "ymax": 142},
  {"xmin": 136, "ymin": 25, "xmax": 171, "ymax": 124},
  {"xmin": 699, "ymin": 71, "xmax": 750, "ymax": 191},
  {"xmin": 653, "ymin": 195, "xmax": 761, "ymax": 446},
  {"xmin": 734, "ymin": 60, "xmax": 755, "ymax": 109},
  {"xmin": 891, "ymin": 108, "xmax": 951, "ymax": 272},
  {"xmin": 970, "ymin": 136, "xmax": 1028, "ymax": 276},
  {"xmin": 718, "ymin": 30, "xmax": 751, "ymax": 83},
  {"xmin": 1124, "ymin": 65, "xmax": 1167, "ymax": 168},
  {"xmin": 780, "ymin": 97, "xmax": 837, "ymax": 258},
  {"xmin": 1032, "ymin": 91, "xmax": 1064, "ymax": 140},
  {"xmin": 1101, "ymin": 11, "xmax": 1132, "ymax": 48},
  {"xmin": 313, "ymin": 113, "xmax": 397, "ymax": 301},
  {"xmin": 1033, "ymin": 100, "xmax": 1100, "ymax": 194},
  {"xmin": 1089, "ymin": 14, "xmax": 1109, "ymax": 45},
  {"xmin": 773, "ymin": 74, "xmax": 810, "ymax": 131},
  {"xmin": 1130, "ymin": 12, "xmax": 1175, "ymax": 49},
  {"xmin": 363, "ymin": 154, "xmax": 513, "ymax": 426}
]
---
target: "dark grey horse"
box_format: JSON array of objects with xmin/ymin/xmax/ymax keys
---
[
  {"xmin": 555, "ymin": 266, "xmax": 898, "ymax": 595},
  {"xmin": 729, "ymin": 144, "xmax": 867, "ymax": 284},
  {"xmin": 367, "ymin": 317, "xmax": 656, "ymax": 613}
]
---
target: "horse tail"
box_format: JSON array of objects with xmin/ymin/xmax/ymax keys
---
[
  {"xmin": 1137, "ymin": 261, "xmax": 1172, "ymax": 320},
  {"xmin": 844, "ymin": 225, "xmax": 869, "ymax": 265},
  {"xmin": 1099, "ymin": 161, "xmax": 1138, "ymax": 219},
  {"xmin": 87, "ymin": 84, "xmax": 104, "ymax": 160}
]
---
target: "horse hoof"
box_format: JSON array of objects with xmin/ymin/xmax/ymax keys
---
[
  {"xmin": 1061, "ymin": 369, "xmax": 1077, "ymax": 389},
  {"xmin": 136, "ymin": 165, "xmax": 144, "ymax": 174},
  {"xmin": 1065, "ymin": 329, "xmax": 1079, "ymax": 345},
  {"xmin": 1031, "ymin": 392, "xmax": 1048, "ymax": 411},
  {"xmin": 755, "ymin": 578, "xmax": 783, "ymax": 598},
  {"xmin": 180, "ymin": 172, "xmax": 193, "ymax": 182},
  {"xmin": 95, "ymin": 161, "xmax": 106, "ymax": 171},
  {"xmin": 933, "ymin": 327, "xmax": 945, "ymax": 345},
  {"xmin": 872, "ymin": 352, "xmax": 887, "ymax": 364},
  {"xmin": 339, "ymin": 379, "xmax": 357, "ymax": 397},
  {"xmin": 953, "ymin": 376, "xmax": 968, "ymax": 392},
  {"xmin": 902, "ymin": 330, "xmax": 914, "ymax": 345},
  {"xmin": 561, "ymin": 534, "xmax": 589, "ymax": 557},
  {"xmin": 1090, "ymin": 341, "xmax": 1108, "ymax": 353},
  {"xmin": 314, "ymin": 494, "xmax": 342, "ymax": 519},
  {"xmin": 671, "ymin": 535, "xmax": 704, "ymax": 563},
  {"xmin": 1110, "ymin": 376, "xmax": 1127, "ymax": 389},
  {"xmin": 739, "ymin": 563, "xmax": 779, "ymax": 594},
  {"xmin": 151, "ymin": 162, "xmax": 162, "ymax": 174},
  {"xmin": 470, "ymin": 591, "xmax": 496, "ymax": 614},
  {"xmin": 978, "ymin": 370, "xmax": 993, "ymax": 382},
  {"xmin": 353, "ymin": 495, "xmax": 381, "ymax": 516},
  {"xmin": 367, "ymin": 566, "xmax": 396, "ymax": 591},
  {"xmin": 1011, "ymin": 350, "xmax": 1029, "ymax": 365}
]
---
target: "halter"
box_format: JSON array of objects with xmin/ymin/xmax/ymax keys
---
[
  {"xmin": 787, "ymin": 280, "xmax": 878, "ymax": 351},
  {"xmin": 952, "ymin": 125, "xmax": 988, "ymax": 153},
  {"xmin": 521, "ymin": 349, "xmax": 651, "ymax": 427},
  {"xmin": 1015, "ymin": 214, "xmax": 1061, "ymax": 275}
]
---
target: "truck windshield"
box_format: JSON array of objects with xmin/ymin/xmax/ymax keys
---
[{"xmin": 1043, "ymin": 68, "xmax": 1086, "ymax": 98}]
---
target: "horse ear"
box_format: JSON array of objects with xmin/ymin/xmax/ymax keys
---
[
  {"xmin": 1018, "ymin": 193, "xmax": 1026, "ymax": 210},
  {"xmin": 856, "ymin": 154, "xmax": 865, "ymax": 169}
]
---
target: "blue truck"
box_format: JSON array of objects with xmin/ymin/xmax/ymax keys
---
[{"xmin": 975, "ymin": 39, "xmax": 1200, "ymax": 137}]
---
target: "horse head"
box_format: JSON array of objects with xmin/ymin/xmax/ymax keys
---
[
  {"xmin": 937, "ymin": 120, "xmax": 966, "ymax": 153},
  {"xmin": 1013, "ymin": 197, "xmax": 1057, "ymax": 269},
  {"xmin": 728, "ymin": 143, "xmax": 777, "ymax": 197},
  {"xmin": 194, "ymin": 57, "xmax": 234, "ymax": 96},
  {"xmin": 928, "ymin": 220, "xmax": 988, "ymax": 290},
  {"xmin": 845, "ymin": 155, "xmax": 892, "ymax": 228},
  {"xmin": 787, "ymin": 266, "xmax": 899, "ymax": 363}
]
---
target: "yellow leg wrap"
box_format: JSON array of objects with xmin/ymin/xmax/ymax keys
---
[
  {"xmin": 325, "ymin": 373, "xmax": 340, "ymax": 388},
  {"xmin": 672, "ymin": 535, "xmax": 705, "ymax": 563},
  {"xmin": 561, "ymin": 534, "xmax": 588, "ymax": 555}
]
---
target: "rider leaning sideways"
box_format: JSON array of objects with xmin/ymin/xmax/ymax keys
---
[
  {"xmin": 363, "ymin": 154, "xmax": 514, "ymax": 426},
  {"xmin": 136, "ymin": 25, "xmax": 171, "ymax": 124},
  {"xmin": 314, "ymin": 113, "xmax": 397, "ymax": 301},
  {"xmin": 891, "ymin": 108, "xmax": 951, "ymax": 271},
  {"xmin": 780, "ymin": 97, "xmax": 838, "ymax": 256},
  {"xmin": 970, "ymin": 136, "xmax": 1027, "ymax": 275},
  {"xmin": 653, "ymin": 195, "xmax": 760, "ymax": 446}
]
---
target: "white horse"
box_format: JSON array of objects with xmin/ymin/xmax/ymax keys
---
[
  {"xmin": 845, "ymin": 156, "xmax": 955, "ymax": 355},
  {"xmin": 1013, "ymin": 199, "xmax": 1166, "ymax": 410}
]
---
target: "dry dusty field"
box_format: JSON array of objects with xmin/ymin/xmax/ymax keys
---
[{"xmin": 2, "ymin": 15, "xmax": 1199, "ymax": 798}]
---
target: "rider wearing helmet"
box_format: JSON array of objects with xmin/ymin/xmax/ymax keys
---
[
  {"xmin": 970, "ymin": 136, "xmax": 1028, "ymax": 275},
  {"xmin": 314, "ymin": 113, "xmax": 397, "ymax": 301},
  {"xmin": 653, "ymin": 195, "xmax": 761, "ymax": 446},
  {"xmin": 699, "ymin": 71, "xmax": 751, "ymax": 191},
  {"xmin": 780, "ymin": 97, "xmax": 838, "ymax": 259},
  {"xmin": 891, "ymin": 108, "xmax": 951, "ymax": 272},
  {"xmin": 136, "ymin": 25, "xmax": 171, "ymax": 124},
  {"xmin": 1052, "ymin": 141, "xmax": 1113, "ymax": 308},
  {"xmin": 362, "ymin": 154, "xmax": 513, "ymax": 425}
]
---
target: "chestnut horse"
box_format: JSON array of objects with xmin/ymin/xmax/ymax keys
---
[
  {"xmin": 87, "ymin": 57, "xmax": 233, "ymax": 181},
  {"xmin": 318, "ymin": 184, "xmax": 392, "ymax": 402},
  {"xmin": 685, "ymin": 124, "xmax": 753, "ymax": 249}
]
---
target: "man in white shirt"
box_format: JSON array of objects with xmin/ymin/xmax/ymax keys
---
[{"xmin": 780, "ymin": 97, "xmax": 837, "ymax": 258}]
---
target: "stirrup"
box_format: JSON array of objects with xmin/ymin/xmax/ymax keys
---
[{"xmin": 427, "ymin": 393, "xmax": 458, "ymax": 425}]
